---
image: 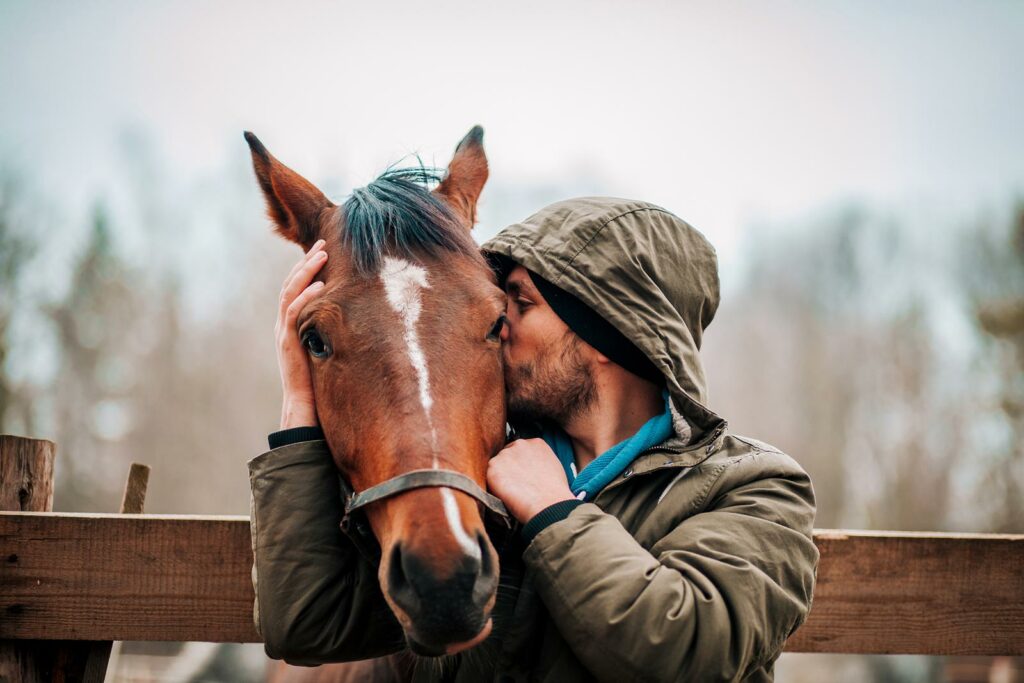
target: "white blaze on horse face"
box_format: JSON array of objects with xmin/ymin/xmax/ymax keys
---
[
  {"xmin": 442, "ymin": 488, "xmax": 482, "ymax": 559},
  {"xmin": 380, "ymin": 256, "xmax": 434, "ymax": 417},
  {"xmin": 380, "ymin": 256, "xmax": 478, "ymax": 559}
]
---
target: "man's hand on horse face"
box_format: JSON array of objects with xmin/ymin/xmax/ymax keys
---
[{"xmin": 487, "ymin": 438, "xmax": 575, "ymax": 524}]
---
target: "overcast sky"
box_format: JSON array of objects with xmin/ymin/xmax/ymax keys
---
[{"xmin": 1, "ymin": 0, "xmax": 1022, "ymax": 262}]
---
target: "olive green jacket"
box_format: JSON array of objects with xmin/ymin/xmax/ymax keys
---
[{"xmin": 248, "ymin": 197, "xmax": 819, "ymax": 682}]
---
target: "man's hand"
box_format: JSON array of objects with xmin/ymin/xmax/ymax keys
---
[
  {"xmin": 487, "ymin": 438, "xmax": 576, "ymax": 524},
  {"xmin": 276, "ymin": 239, "xmax": 328, "ymax": 429}
]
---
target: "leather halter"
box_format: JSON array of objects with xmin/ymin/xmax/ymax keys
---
[
  {"xmin": 338, "ymin": 469, "xmax": 510, "ymax": 563},
  {"xmin": 336, "ymin": 432, "xmax": 522, "ymax": 562},
  {"xmin": 344, "ymin": 468, "xmax": 509, "ymax": 520}
]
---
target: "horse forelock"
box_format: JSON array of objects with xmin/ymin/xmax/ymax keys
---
[{"xmin": 340, "ymin": 166, "xmax": 484, "ymax": 276}]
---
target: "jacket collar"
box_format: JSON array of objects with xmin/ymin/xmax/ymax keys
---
[{"xmin": 609, "ymin": 395, "xmax": 729, "ymax": 486}]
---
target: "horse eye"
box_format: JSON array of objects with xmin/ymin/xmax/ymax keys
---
[
  {"xmin": 302, "ymin": 328, "xmax": 331, "ymax": 358},
  {"xmin": 486, "ymin": 314, "xmax": 507, "ymax": 342}
]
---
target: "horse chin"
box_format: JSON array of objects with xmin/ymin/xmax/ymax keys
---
[
  {"xmin": 405, "ymin": 617, "xmax": 493, "ymax": 657},
  {"xmin": 406, "ymin": 637, "xmax": 446, "ymax": 658},
  {"xmin": 444, "ymin": 617, "xmax": 493, "ymax": 655}
]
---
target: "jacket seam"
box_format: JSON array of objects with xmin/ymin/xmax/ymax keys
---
[
  {"xmin": 699, "ymin": 452, "xmax": 772, "ymax": 510},
  {"xmin": 553, "ymin": 207, "xmax": 674, "ymax": 284},
  {"xmin": 731, "ymin": 434, "xmax": 782, "ymax": 455},
  {"xmin": 247, "ymin": 472, "xmax": 266, "ymax": 642},
  {"xmin": 688, "ymin": 460, "xmax": 731, "ymax": 514}
]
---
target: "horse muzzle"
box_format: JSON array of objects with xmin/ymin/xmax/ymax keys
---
[{"xmin": 384, "ymin": 528, "xmax": 498, "ymax": 654}]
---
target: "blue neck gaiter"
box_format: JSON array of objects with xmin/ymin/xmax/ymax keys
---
[{"xmin": 541, "ymin": 389, "xmax": 674, "ymax": 501}]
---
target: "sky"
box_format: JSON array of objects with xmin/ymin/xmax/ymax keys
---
[{"xmin": 1, "ymin": 0, "xmax": 1023, "ymax": 266}]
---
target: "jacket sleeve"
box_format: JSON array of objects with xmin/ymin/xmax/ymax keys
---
[
  {"xmin": 248, "ymin": 439, "xmax": 406, "ymax": 664},
  {"xmin": 522, "ymin": 449, "xmax": 819, "ymax": 682}
]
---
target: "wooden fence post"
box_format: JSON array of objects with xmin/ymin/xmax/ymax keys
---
[
  {"xmin": 0, "ymin": 438, "xmax": 154, "ymax": 683},
  {"xmin": 0, "ymin": 434, "xmax": 97, "ymax": 682},
  {"xmin": 0, "ymin": 435, "xmax": 54, "ymax": 512}
]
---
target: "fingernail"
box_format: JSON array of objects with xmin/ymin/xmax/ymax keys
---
[
  {"xmin": 316, "ymin": 251, "xmax": 327, "ymax": 260},
  {"xmin": 312, "ymin": 281, "xmax": 325, "ymax": 289}
]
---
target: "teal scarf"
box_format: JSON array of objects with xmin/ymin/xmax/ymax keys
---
[{"xmin": 541, "ymin": 390, "xmax": 674, "ymax": 501}]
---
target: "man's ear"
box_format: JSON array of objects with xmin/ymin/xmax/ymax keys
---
[
  {"xmin": 434, "ymin": 125, "xmax": 489, "ymax": 230},
  {"xmin": 244, "ymin": 132, "xmax": 334, "ymax": 249}
]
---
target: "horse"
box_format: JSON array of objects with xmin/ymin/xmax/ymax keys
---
[{"xmin": 245, "ymin": 127, "xmax": 507, "ymax": 680}]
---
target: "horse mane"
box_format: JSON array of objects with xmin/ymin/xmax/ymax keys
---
[{"xmin": 341, "ymin": 165, "xmax": 483, "ymax": 275}]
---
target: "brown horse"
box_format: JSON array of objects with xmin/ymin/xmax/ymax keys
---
[{"xmin": 246, "ymin": 127, "xmax": 507, "ymax": 675}]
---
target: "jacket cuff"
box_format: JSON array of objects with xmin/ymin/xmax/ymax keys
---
[
  {"xmin": 268, "ymin": 425, "xmax": 324, "ymax": 450},
  {"xmin": 521, "ymin": 499, "xmax": 584, "ymax": 544}
]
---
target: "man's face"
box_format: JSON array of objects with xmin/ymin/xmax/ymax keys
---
[{"xmin": 500, "ymin": 265, "xmax": 596, "ymax": 424}]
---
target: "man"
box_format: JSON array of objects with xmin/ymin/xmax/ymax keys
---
[{"xmin": 250, "ymin": 196, "xmax": 819, "ymax": 681}]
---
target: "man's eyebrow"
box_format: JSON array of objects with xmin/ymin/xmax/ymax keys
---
[{"xmin": 506, "ymin": 276, "xmax": 538, "ymax": 298}]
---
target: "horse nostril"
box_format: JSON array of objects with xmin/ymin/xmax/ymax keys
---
[
  {"xmin": 471, "ymin": 531, "xmax": 499, "ymax": 609},
  {"xmin": 388, "ymin": 542, "xmax": 419, "ymax": 614},
  {"xmin": 478, "ymin": 531, "xmax": 494, "ymax": 579}
]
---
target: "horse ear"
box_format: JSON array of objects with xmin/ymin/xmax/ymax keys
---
[
  {"xmin": 434, "ymin": 125, "xmax": 489, "ymax": 230},
  {"xmin": 244, "ymin": 132, "xmax": 334, "ymax": 249}
]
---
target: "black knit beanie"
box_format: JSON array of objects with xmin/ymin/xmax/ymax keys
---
[{"xmin": 488, "ymin": 254, "xmax": 662, "ymax": 384}]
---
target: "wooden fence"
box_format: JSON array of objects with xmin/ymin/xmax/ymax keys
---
[
  {"xmin": 1, "ymin": 512, "xmax": 1021, "ymax": 656},
  {"xmin": 1, "ymin": 435, "xmax": 1022, "ymax": 679}
]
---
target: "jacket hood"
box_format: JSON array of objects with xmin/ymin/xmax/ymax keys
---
[{"xmin": 482, "ymin": 196, "xmax": 725, "ymax": 443}]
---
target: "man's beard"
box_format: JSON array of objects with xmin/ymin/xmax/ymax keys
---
[{"xmin": 504, "ymin": 331, "xmax": 597, "ymax": 426}]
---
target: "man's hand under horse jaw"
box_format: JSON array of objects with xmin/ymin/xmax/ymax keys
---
[{"xmin": 487, "ymin": 438, "xmax": 576, "ymax": 524}]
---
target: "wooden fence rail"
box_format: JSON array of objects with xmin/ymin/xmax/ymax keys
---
[{"xmin": 0, "ymin": 512, "xmax": 1021, "ymax": 656}]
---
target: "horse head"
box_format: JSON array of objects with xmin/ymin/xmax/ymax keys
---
[{"xmin": 246, "ymin": 127, "xmax": 506, "ymax": 655}]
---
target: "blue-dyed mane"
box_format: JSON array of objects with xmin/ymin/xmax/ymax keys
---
[{"xmin": 341, "ymin": 166, "xmax": 480, "ymax": 274}]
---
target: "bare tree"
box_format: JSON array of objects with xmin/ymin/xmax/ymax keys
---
[
  {"xmin": 961, "ymin": 204, "xmax": 1024, "ymax": 533},
  {"xmin": 707, "ymin": 207, "xmax": 981, "ymax": 532},
  {"xmin": 0, "ymin": 173, "xmax": 38, "ymax": 433}
]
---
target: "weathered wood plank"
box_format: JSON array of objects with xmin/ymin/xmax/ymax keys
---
[
  {"xmin": 0, "ymin": 512, "xmax": 258, "ymax": 643},
  {"xmin": 786, "ymin": 530, "xmax": 1024, "ymax": 655},
  {"xmin": 0, "ymin": 515, "xmax": 1021, "ymax": 655}
]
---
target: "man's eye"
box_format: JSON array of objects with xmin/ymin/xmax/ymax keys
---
[
  {"xmin": 302, "ymin": 329, "xmax": 331, "ymax": 358},
  {"xmin": 486, "ymin": 314, "xmax": 507, "ymax": 342},
  {"xmin": 515, "ymin": 298, "xmax": 531, "ymax": 313}
]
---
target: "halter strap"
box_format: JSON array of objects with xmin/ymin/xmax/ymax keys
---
[{"xmin": 344, "ymin": 468, "xmax": 509, "ymax": 522}]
